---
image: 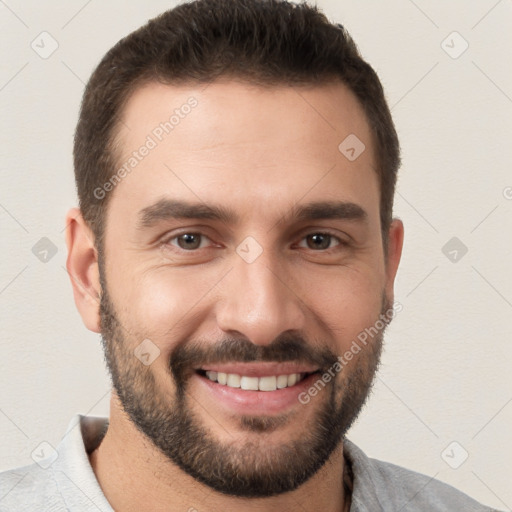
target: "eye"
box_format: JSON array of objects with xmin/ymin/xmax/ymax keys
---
[
  {"xmin": 166, "ymin": 233, "xmax": 213, "ymax": 251},
  {"xmin": 297, "ymin": 233, "xmax": 342, "ymax": 251}
]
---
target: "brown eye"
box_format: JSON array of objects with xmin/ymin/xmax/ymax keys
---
[
  {"xmin": 307, "ymin": 234, "xmax": 330, "ymax": 250},
  {"xmin": 303, "ymin": 233, "xmax": 339, "ymax": 250},
  {"xmin": 171, "ymin": 233, "xmax": 206, "ymax": 250}
]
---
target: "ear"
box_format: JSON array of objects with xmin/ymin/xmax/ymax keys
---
[
  {"xmin": 65, "ymin": 207, "xmax": 102, "ymax": 333},
  {"xmin": 384, "ymin": 218, "xmax": 404, "ymax": 303}
]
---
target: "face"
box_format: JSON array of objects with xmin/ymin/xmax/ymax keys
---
[{"xmin": 94, "ymin": 80, "xmax": 402, "ymax": 497}]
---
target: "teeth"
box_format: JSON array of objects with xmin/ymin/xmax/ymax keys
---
[
  {"xmin": 259, "ymin": 376, "xmax": 276, "ymax": 391},
  {"xmin": 204, "ymin": 371, "xmax": 307, "ymax": 391},
  {"xmin": 206, "ymin": 370, "xmax": 218, "ymax": 381},
  {"xmin": 227, "ymin": 373, "xmax": 241, "ymax": 388},
  {"xmin": 276, "ymin": 375, "xmax": 288, "ymax": 389},
  {"xmin": 288, "ymin": 373, "xmax": 297, "ymax": 386},
  {"xmin": 240, "ymin": 376, "xmax": 259, "ymax": 390}
]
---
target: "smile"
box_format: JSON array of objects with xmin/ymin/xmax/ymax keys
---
[{"xmin": 199, "ymin": 370, "xmax": 318, "ymax": 391}]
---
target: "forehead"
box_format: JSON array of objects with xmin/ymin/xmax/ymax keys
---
[{"xmin": 107, "ymin": 79, "xmax": 379, "ymax": 229}]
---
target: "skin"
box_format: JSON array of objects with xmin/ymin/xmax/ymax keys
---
[{"xmin": 65, "ymin": 79, "xmax": 404, "ymax": 512}]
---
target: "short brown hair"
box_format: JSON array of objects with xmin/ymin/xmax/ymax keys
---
[{"xmin": 73, "ymin": 0, "xmax": 400, "ymax": 256}]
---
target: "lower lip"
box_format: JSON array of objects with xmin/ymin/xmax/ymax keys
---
[{"xmin": 194, "ymin": 372, "xmax": 321, "ymax": 415}]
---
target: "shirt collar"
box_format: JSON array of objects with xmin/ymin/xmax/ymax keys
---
[{"xmin": 51, "ymin": 414, "xmax": 113, "ymax": 511}]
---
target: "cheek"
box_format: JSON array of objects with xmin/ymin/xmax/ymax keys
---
[
  {"xmin": 120, "ymin": 267, "xmax": 220, "ymax": 341},
  {"xmin": 110, "ymin": 249, "xmax": 385, "ymax": 355},
  {"xmin": 299, "ymin": 266, "xmax": 384, "ymax": 344}
]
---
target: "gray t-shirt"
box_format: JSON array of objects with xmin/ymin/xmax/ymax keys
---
[{"xmin": 0, "ymin": 414, "xmax": 500, "ymax": 511}]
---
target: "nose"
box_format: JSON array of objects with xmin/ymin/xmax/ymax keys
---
[{"xmin": 215, "ymin": 247, "xmax": 307, "ymax": 346}]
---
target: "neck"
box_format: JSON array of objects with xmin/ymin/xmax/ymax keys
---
[{"xmin": 89, "ymin": 397, "xmax": 349, "ymax": 512}]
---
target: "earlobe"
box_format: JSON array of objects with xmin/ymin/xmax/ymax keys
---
[
  {"xmin": 384, "ymin": 218, "xmax": 404, "ymax": 302},
  {"xmin": 65, "ymin": 207, "xmax": 102, "ymax": 333}
]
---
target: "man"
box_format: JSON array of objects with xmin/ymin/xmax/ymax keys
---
[{"xmin": 0, "ymin": 0, "xmax": 500, "ymax": 510}]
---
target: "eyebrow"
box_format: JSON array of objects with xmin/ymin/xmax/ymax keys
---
[{"xmin": 136, "ymin": 198, "xmax": 368, "ymax": 230}]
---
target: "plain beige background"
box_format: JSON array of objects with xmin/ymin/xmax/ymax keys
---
[{"xmin": 0, "ymin": 1, "xmax": 511, "ymax": 509}]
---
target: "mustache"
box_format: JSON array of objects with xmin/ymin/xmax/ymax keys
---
[{"xmin": 170, "ymin": 331, "xmax": 340, "ymax": 383}]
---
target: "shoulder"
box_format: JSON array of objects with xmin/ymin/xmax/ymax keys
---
[
  {"xmin": 0, "ymin": 414, "xmax": 110, "ymax": 512},
  {"xmin": 0, "ymin": 462, "xmax": 64, "ymax": 511},
  {"xmin": 344, "ymin": 439, "xmax": 500, "ymax": 512}
]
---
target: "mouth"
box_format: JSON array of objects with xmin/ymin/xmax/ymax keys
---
[
  {"xmin": 193, "ymin": 365, "xmax": 324, "ymax": 415},
  {"xmin": 196, "ymin": 369, "xmax": 320, "ymax": 391},
  {"xmin": 192, "ymin": 362, "xmax": 325, "ymax": 415}
]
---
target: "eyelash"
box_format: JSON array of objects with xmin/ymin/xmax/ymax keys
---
[{"xmin": 161, "ymin": 231, "xmax": 347, "ymax": 253}]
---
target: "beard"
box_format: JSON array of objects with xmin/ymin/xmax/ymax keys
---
[{"xmin": 98, "ymin": 266, "xmax": 392, "ymax": 498}]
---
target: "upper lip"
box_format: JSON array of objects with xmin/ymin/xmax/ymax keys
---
[{"xmin": 197, "ymin": 362, "xmax": 319, "ymax": 377}]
